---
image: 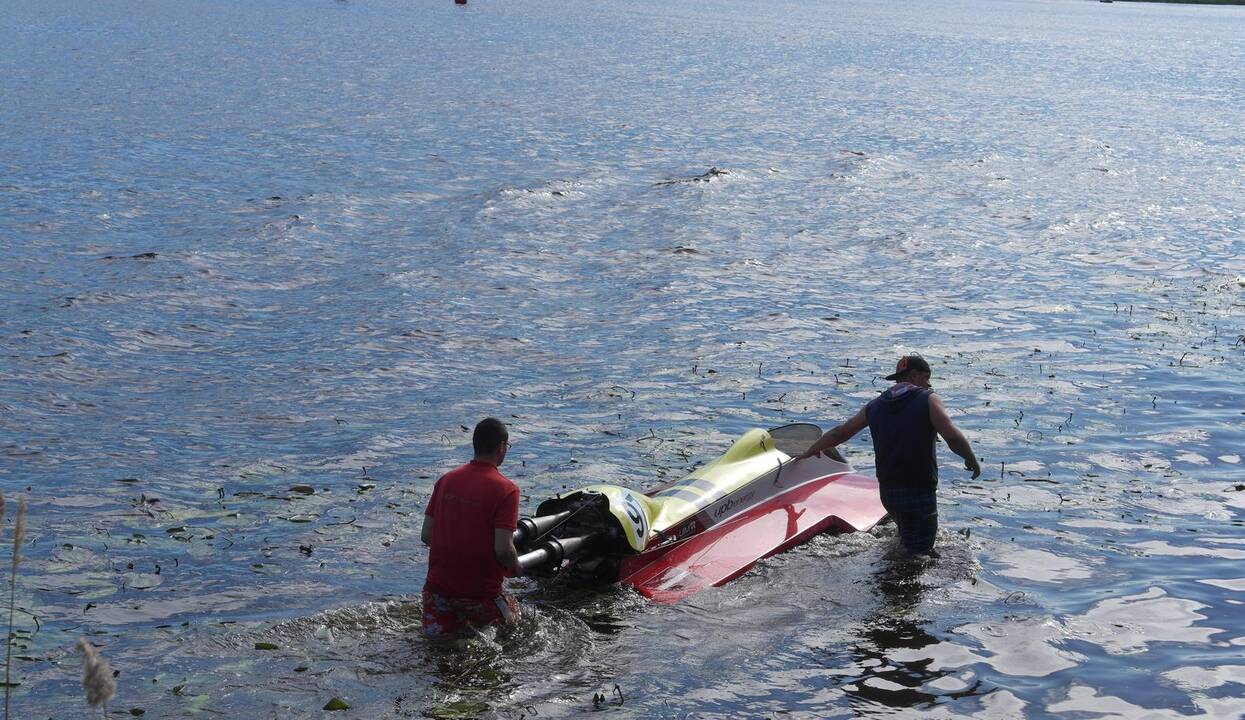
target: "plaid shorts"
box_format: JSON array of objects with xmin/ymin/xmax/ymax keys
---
[
  {"xmin": 421, "ymin": 589, "xmax": 519, "ymax": 637},
  {"xmin": 879, "ymin": 485, "xmax": 938, "ymax": 555}
]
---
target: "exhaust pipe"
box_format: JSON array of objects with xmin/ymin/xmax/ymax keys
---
[
  {"xmin": 513, "ymin": 510, "xmax": 572, "ymax": 548},
  {"xmin": 518, "ymin": 533, "xmax": 597, "ymax": 573}
]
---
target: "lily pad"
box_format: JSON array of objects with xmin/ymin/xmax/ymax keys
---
[
  {"xmin": 122, "ymin": 573, "xmax": 163, "ymax": 590},
  {"xmin": 254, "ymin": 642, "xmax": 279, "ymax": 650},
  {"xmin": 425, "ymin": 700, "xmax": 491, "ymax": 718},
  {"xmin": 324, "ymin": 698, "xmax": 350, "ymax": 711}
]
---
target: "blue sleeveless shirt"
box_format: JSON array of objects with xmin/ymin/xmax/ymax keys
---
[{"xmin": 866, "ymin": 383, "xmax": 938, "ymax": 492}]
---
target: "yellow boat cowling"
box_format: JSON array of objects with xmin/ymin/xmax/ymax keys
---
[
  {"xmin": 568, "ymin": 485, "xmax": 658, "ymax": 552},
  {"xmin": 646, "ymin": 428, "xmax": 787, "ymax": 536},
  {"xmin": 544, "ymin": 429, "xmax": 792, "ymax": 555}
]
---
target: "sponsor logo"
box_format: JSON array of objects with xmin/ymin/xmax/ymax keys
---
[{"xmin": 711, "ymin": 490, "xmax": 755, "ymax": 519}]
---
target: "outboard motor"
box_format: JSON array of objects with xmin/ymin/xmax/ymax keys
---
[{"xmin": 513, "ymin": 510, "xmax": 571, "ymax": 547}]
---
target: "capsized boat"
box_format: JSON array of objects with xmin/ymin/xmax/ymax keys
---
[{"xmin": 514, "ymin": 423, "xmax": 888, "ymax": 603}]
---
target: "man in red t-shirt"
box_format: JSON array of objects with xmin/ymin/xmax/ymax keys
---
[{"xmin": 420, "ymin": 417, "xmax": 523, "ymax": 636}]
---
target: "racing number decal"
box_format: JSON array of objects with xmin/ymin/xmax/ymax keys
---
[{"xmin": 622, "ymin": 492, "xmax": 649, "ymax": 542}]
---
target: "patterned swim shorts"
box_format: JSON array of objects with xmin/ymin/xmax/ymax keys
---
[
  {"xmin": 879, "ymin": 485, "xmax": 938, "ymax": 555},
  {"xmin": 421, "ymin": 589, "xmax": 520, "ymax": 637}
]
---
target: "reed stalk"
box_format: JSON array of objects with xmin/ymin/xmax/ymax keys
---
[
  {"xmin": 0, "ymin": 491, "xmax": 6, "ymax": 717},
  {"xmin": 3, "ymin": 496, "xmax": 20, "ymax": 720}
]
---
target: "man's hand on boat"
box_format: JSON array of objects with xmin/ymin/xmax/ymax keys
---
[
  {"xmin": 795, "ymin": 410, "xmax": 868, "ymax": 462},
  {"xmin": 795, "ymin": 445, "xmax": 848, "ymax": 463}
]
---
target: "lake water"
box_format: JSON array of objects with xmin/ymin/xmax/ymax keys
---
[{"xmin": 3, "ymin": 0, "xmax": 1245, "ymax": 716}]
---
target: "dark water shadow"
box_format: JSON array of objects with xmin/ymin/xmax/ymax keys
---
[{"xmin": 841, "ymin": 552, "xmax": 989, "ymax": 712}]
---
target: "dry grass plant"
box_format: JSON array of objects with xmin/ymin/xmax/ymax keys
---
[
  {"xmin": 0, "ymin": 492, "xmax": 7, "ymax": 717},
  {"xmin": 2, "ymin": 495, "xmax": 30, "ymax": 720},
  {"xmin": 76, "ymin": 638, "xmax": 116, "ymax": 716}
]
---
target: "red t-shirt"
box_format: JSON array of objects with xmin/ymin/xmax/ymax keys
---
[{"xmin": 423, "ymin": 460, "xmax": 520, "ymax": 599}]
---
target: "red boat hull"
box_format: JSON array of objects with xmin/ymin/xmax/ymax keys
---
[{"xmin": 619, "ymin": 472, "xmax": 885, "ymax": 603}]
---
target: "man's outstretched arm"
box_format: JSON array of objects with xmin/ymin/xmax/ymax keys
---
[
  {"xmin": 928, "ymin": 394, "xmax": 981, "ymax": 479},
  {"xmin": 797, "ymin": 407, "xmax": 869, "ymax": 460}
]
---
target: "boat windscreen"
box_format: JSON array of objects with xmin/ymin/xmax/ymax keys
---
[{"xmin": 768, "ymin": 423, "xmax": 822, "ymax": 456}]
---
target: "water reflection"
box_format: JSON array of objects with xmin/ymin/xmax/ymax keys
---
[
  {"xmin": 1064, "ymin": 587, "xmax": 1221, "ymax": 655},
  {"xmin": 841, "ymin": 553, "xmax": 987, "ymax": 711},
  {"xmin": 1047, "ymin": 683, "xmax": 1245, "ymax": 720},
  {"xmin": 992, "ymin": 546, "xmax": 1098, "ymax": 583}
]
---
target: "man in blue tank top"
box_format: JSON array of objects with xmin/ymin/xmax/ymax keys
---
[{"xmin": 798, "ymin": 354, "xmax": 981, "ymax": 555}]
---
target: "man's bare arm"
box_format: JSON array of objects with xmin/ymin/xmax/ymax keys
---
[
  {"xmin": 421, "ymin": 516, "xmax": 434, "ymax": 546},
  {"xmin": 494, "ymin": 528, "xmax": 522, "ymax": 577},
  {"xmin": 797, "ymin": 407, "xmax": 869, "ymax": 459},
  {"xmin": 929, "ymin": 394, "xmax": 981, "ymax": 479}
]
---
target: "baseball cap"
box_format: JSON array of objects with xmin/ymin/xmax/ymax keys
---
[{"xmin": 885, "ymin": 354, "xmax": 931, "ymax": 381}]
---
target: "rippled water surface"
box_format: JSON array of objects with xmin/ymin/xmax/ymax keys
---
[{"xmin": 4, "ymin": 0, "xmax": 1245, "ymax": 716}]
